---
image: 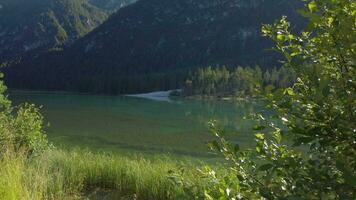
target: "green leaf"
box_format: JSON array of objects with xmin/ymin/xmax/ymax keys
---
[
  {"xmin": 284, "ymin": 88, "xmax": 295, "ymax": 96},
  {"xmin": 208, "ymin": 141, "xmax": 221, "ymax": 151},
  {"xmin": 277, "ymin": 34, "xmax": 285, "ymax": 42},
  {"xmin": 288, "ymin": 34, "xmax": 295, "ymax": 40},
  {"xmin": 219, "ymin": 188, "xmax": 224, "ymax": 195},
  {"xmin": 273, "ymin": 130, "xmax": 282, "ymax": 144},
  {"xmin": 255, "ymin": 133, "xmax": 265, "ymax": 140},
  {"xmin": 308, "ymin": 1, "xmax": 317, "ymax": 12},
  {"xmin": 204, "ymin": 191, "xmax": 214, "ymax": 200},
  {"xmin": 327, "ymin": 17, "xmax": 334, "ymax": 26},
  {"xmin": 218, "ymin": 196, "xmax": 227, "ymax": 200},
  {"xmin": 256, "ymin": 145, "xmax": 262, "ymax": 153}
]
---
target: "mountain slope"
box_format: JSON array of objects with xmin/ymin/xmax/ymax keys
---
[
  {"xmin": 0, "ymin": 0, "xmax": 107, "ymax": 60},
  {"xmin": 5, "ymin": 0, "xmax": 305, "ymax": 94},
  {"xmin": 89, "ymin": 0, "xmax": 137, "ymax": 12}
]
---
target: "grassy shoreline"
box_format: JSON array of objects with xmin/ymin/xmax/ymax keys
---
[{"xmin": 0, "ymin": 148, "xmax": 213, "ymax": 199}]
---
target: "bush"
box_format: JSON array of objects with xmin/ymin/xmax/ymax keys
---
[
  {"xmin": 183, "ymin": 0, "xmax": 356, "ymax": 199},
  {"xmin": 0, "ymin": 73, "xmax": 48, "ymax": 156}
]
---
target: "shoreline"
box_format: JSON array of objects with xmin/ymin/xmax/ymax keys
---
[
  {"xmin": 183, "ymin": 94, "xmax": 255, "ymax": 102},
  {"xmin": 125, "ymin": 90, "xmax": 180, "ymax": 102}
]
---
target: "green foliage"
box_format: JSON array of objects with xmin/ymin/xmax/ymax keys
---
[
  {"xmin": 0, "ymin": 73, "xmax": 11, "ymax": 110},
  {"xmin": 181, "ymin": 0, "xmax": 356, "ymax": 199},
  {"xmin": 183, "ymin": 66, "xmax": 295, "ymax": 98},
  {"xmin": 0, "ymin": 72, "xmax": 48, "ymax": 156}
]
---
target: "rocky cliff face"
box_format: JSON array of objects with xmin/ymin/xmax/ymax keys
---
[{"xmin": 0, "ymin": 0, "xmax": 107, "ymax": 59}]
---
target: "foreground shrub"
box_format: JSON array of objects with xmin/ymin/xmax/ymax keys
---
[
  {"xmin": 181, "ymin": 0, "xmax": 355, "ymax": 199},
  {"xmin": 0, "ymin": 75, "xmax": 48, "ymax": 157}
]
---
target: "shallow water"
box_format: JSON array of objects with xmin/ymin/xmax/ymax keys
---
[{"xmin": 9, "ymin": 91, "xmax": 264, "ymax": 158}]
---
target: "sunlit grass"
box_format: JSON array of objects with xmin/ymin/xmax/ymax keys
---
[
  {"xmin": 0, "ymin": 148, "xmax": 205, "ymax": 199},
  {"xmin": 0, "ymin": 150, "xmax": 67, "ymax": 200}
]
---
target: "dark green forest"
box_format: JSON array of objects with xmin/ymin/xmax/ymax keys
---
[
  {"xmin": 183, "ymin": 66, "xmax": 295, "ymax": 98},
  {"xmin": 3, "ymin": 0, "xmax": 305, "ymax": 94},
  {"xmin": 0, "ymin": 0, "xmax": 107, "ymax": 61}
]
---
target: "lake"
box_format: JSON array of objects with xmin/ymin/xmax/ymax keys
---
[{"xmin": 9, "ymin": 91, "xmax": 263, "ymax": 159}]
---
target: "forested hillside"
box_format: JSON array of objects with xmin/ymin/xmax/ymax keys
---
[
  {"xmin": 89, "ymin": 0, "xmax": 137, "ymax": 12},
  {"xmin": 183, "ymin": 66, "xmax": 295, "ymax": 98},
  {"xmin": 5, "ymin": 0, "xmax": 305, "ymax": 94},
  {"xmin": 0, "ymin": 0, "xmax": 107, "ymax": 61}
]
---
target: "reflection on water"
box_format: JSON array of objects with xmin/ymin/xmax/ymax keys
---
[
  {"xmin": 125, "ymin": 90, "xmax": 174, "ymax": 102},
  {"xmin": 9, "ymin": 91, "xmax": 265, "ymax": 158}
]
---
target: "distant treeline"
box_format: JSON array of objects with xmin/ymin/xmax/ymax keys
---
[
  {"xmin": 3, "ymin": 50, "xmax": 187, "ymax": 94},
  {"xmin": 183, "ymin": 66, "xmax": 296, "ymax": 98}
]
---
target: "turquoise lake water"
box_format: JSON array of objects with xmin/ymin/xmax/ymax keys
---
[{"xmin": 9, "ymin": 91, "xmax": 264, "ymax": 158}]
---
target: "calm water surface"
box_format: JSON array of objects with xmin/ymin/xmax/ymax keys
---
[{"xmin": 9, "ymin": 91, "xmax": 264, "ymax": 158}]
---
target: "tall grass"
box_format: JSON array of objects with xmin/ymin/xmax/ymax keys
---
[
  {"xmin": 0, "ymin": 149, "xmax": 203, "ymax": 200},
  {"xmin": 0, "ymin": 150, "xmax": 66, "ymax": 200}
]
